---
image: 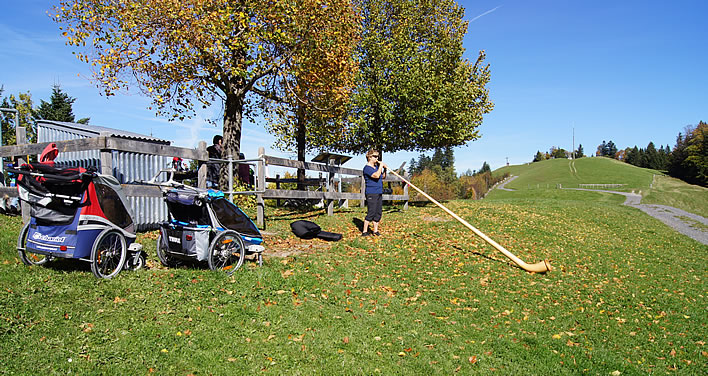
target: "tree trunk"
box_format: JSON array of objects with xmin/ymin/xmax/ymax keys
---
[
  {"xmin": 296, "ymin": 103, "xmax": 306, "ymax": 191},
  {"xmin": 221, "ymin": 91, "xmax": 244, "ymax": 190}
]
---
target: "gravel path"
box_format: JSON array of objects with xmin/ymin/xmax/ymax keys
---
[
  {"xmin": 496, "ymin": 175, "xmax": 518, "ymax": 191},
  {"xmin": 567, "ymin": 188, "xmax": 708, "ymax": 245}
]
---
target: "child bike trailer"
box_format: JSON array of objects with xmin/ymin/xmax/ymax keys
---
[
  {"xmin": 11, "ymin": 163, "xmax": 144, "ymax": 279},
  {"xmin": 156, "ymin": 187, "xmax": 264, "ymax": 275}
]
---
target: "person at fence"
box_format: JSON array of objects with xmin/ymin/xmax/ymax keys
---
[
  {"xmin": 206, "ymin": 135, "xmax": 223, "ymax": 188},
  {"xmin": 362, "ymin": 149, "xmax": 387, "ymax": 236},
  {"xmin": 237, "ymin": 152, "xmax": 252, "ymax": 187},
  {"xmin": 172, "ymin": 157, "xmax": 186, "ymax": 172}
]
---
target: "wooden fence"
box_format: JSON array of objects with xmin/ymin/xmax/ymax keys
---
[
  {"xmin": 252, "ymin": 147, "xmax": 408, "ymax": 228},
  {"xmin": 0, "ymin": 133, "xmax": 408, "ymax": 229}
]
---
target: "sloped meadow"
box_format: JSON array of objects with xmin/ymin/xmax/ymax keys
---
[{"xmin": 0, "ymin": 188, "xmax": 705, "ymax": 374}]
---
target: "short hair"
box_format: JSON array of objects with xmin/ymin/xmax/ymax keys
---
[
  {"xmin": 366, "ymin": 149, "xmax": 379, "ymax": 159},
  {"xmin": 213, "ymin": 135, "xmax": 223, "ymax": 144}
]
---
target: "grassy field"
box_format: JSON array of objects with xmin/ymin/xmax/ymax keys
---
[
  {"xmin": 495, "ymin": 157, "xmax": 656, "ymax": 192},
  {"xmin": 643, "ymin": 175, "xmax": 708, "ymax": 217},
  {"xmin": 1, "ymin": 183, "xmax": 706, "ymax": 374},
  {"xmin": 495, "ymin": 157, "xmax": 707, "ymax": 216}
]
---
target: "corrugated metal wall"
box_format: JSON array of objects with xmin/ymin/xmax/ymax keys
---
[{"xmin": 38, "ymin": 122, "xmax": 170, "ymax": 231}]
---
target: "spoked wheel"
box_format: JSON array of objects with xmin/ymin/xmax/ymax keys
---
[
  {"xmin": 208, "ymin": 230, "xmax": 245, "ymax": 275},
  {"xmin": 91, "ymin": 229, "xmax": 127, "ymax": 279},
  {"xmin": 156, "ymin": 233, "xmax": 181, "ymax": 267},
  {"xmin": 17, "ymin": 223, "xmax": 52, "ymax": 266},
  {"xmin": 125, "ymin": 251, "xmax": 146, "ymax": 271}
]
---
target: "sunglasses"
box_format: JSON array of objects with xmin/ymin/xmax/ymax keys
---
[{"xmin": 371, "ymin": 155, "xmax": 379, "ymax": 158}]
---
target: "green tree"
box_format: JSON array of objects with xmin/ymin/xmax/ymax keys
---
[
  {"xmin": 669, "ymin": 121, "xmax": 707, "ymax": 186},
  {"xmin": 54, "ymin": 0, "xmax": 358, "ymax": 188},
  {"xmin": 35, "ymin": 85, "xmax": 90, "ymax": 124},
  {"xmin": 1, "ymin": 90, "xmax": 36, "ymax": 146},
  {"xmin": 574, "ymin": 144, "xmax": 584, "ymax": 158},
  {"xmin": 533, "ymin": 150, "xmax": 545, "ymax": 162},
  {"xmin": 645, "ymin": 142, "xmax": 659, "ymax": 169},
  {"xmin": 476, "ymin": 161, "xmax": 490, "ymax": 175},
  {"xmin": 550, "ymin": 146, "xmax": 567, "ymax": 159},
  {"xmin": 337, "ymin": 0, "xmax": 493, "ymax": 155}
]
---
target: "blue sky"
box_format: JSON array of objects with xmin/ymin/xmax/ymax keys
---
[{"xmin": 1, "ymin": 0, "xmax": 706, "ymax": 175}]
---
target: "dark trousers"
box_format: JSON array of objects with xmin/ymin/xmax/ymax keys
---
[{"xmin": 365, "ymin": 194, "xmax": 383, "ymax": 222}]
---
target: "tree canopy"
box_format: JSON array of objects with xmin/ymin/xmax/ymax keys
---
[
  {"xmin": 54, "ymin": 0, "xmax": 360, "ymax": 188},
  {"xmin": 262, "ymin": 0, "xmax": 359, "ymax": 163},
  {"xmin": 334, "ymin": 0, "xmax": 493, "ymax": 154}
]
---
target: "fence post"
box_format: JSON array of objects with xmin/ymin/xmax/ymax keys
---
[
  {"xmin": 99, "ymin": 132, "xmax": 113, "ymax": 176},
  {"xmin": 327, "ymin": 158, "xmax": 334, "ymax": 216},
  {"xmin": 197, "ymin": 141, "xmax": 207, "ymax": 189},
  {"xmin": 360, "ymin": 175, "xmax": 365, "ymax": 208},
  {"xmin": 256, "ymin": 147, "xmax": 266, "ymax": 229},
  {"xmin": 403, "ymin": 182, "xmax": 409, "ymax": 211}
]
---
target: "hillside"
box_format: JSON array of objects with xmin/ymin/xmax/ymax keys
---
[
  {"xmin": 491, "ymin": 157, "xmax": 707, "ymax": 216},
  {"xmin": 494, "ymin": 157, "xmax": 655, "ymax": 192}
]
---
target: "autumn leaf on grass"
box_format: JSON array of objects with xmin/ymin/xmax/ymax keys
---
[
  {"xmin": 113, "ymin": 296, "xmax": 126, "ymax": 303},
  {"xmin": 281, "ymin": 269, "xmax": 294, "ymax": 278},
  {"xmin": 469, "ymin": 356, "xmax": 478, "ymax": 364}
]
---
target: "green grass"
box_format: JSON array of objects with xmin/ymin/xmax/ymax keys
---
[
  {"xmin": 495, "ymin": 157, "xmax": 656, "ymax": 192},
  {"xmin": 643, "ymin": 175, "xmax": 708, "ymax": 217},
  {"xmin": 494, "ymin": 157, "xmax": 706, "ymax": 216},
  {"xmin": 1, "ymin": 188, "xmax": 706, "ymax": 374}
]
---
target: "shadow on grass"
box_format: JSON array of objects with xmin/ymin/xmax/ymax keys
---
[{"xmin": 449, "ymin": 244, "xmax": 516, "ymax": 269}]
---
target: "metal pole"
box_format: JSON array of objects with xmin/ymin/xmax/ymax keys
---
[{"xmin": 228, "ymin": 155, "xmax": 233, "ymax": 201}]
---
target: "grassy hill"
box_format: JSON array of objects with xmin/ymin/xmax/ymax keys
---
[{"xmin": 492, "ymin": 157, "xmax": 707, "ymax": 216}]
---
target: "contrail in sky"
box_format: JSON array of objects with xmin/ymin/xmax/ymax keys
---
[{"xmin": 470, "ymin": 5, "xmax": 502, "ymax": 22}]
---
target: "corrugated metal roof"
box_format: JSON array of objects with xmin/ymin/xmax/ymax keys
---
[{"xmin": 37, "ymin": 120, "xmax": 170, "ymax": 145}]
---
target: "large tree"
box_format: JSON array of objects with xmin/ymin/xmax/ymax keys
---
[
  {"xmin": 262, "ymin": 0, "xmax": 359, "ymax": 187},
  {"xmin": 335, "ymin": 0, "xmax": 493, "ymax": 155},
  {"xmin": 35, "ymin": 84, "xmax": 90, "ymax": 124},
  {"xmin": 54, "ymin": 0, "xmax": 358, "ymax": 187}
]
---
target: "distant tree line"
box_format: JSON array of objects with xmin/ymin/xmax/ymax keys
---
[
  {"xmin": 608, "ymin": 122, "xmax": 706, "ymax": 186},
  {"xmin": 622, "ymin": 142, "xmax": 671, "ymax": 170},
  {"xmin": 528, "ymin": 121, "xmax": 706, "ymax": 187},
  {"xmin": 666, "ymin": 121, "xmax": 707, "ymax": 186},
  {"xmin": 532, "ymin": 144, "xmax": 584, "ymax": 162},
  {"xmin": 406, "ymin": 148, "xmax": 507, "ymax": 201}
]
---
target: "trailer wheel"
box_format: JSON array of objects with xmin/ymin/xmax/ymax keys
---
[
  {"xmin": 17, "ymin": 223, "xmax": 51, "ymax": 266},
  {"xmin": 156, "ymin": 233, "xmax": 181, "ymax": 267},
  {"xmin": 208, "ymin": 230, "xmax": 245, "ymax": 275},
  {"xmin": 91, "ymin": 229, "xmax": 127, "ymax": 279}
]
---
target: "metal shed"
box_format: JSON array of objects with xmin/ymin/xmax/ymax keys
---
[{"xmin": 37, "ymin": 120, "xmax": 170, "ymax": 231}]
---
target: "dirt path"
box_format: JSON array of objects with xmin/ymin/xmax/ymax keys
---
[{"xmin": 568, "ymin": 188, "xmax": 708, "ymax": 245}]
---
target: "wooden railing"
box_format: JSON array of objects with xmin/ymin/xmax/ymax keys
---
[
  {"xmin": 1, "ymin": 136, "xmax": 409, "ymax": 230},
  {"xmin": 252, "ymin": 147, "xmax": 408, "ymax": 228}
]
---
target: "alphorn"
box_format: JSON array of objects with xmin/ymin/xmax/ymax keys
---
[{"xmin": 388, "ymin": 169, "xmax": 551, "ymax": 273}]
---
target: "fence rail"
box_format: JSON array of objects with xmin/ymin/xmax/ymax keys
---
[
  {"xmin": 578, "ymin": 184, "xmax": 627, "ymax": 189},
  {"xmin": 1, "ymin": 135, "xmax": 409, "ymax": 230}
]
